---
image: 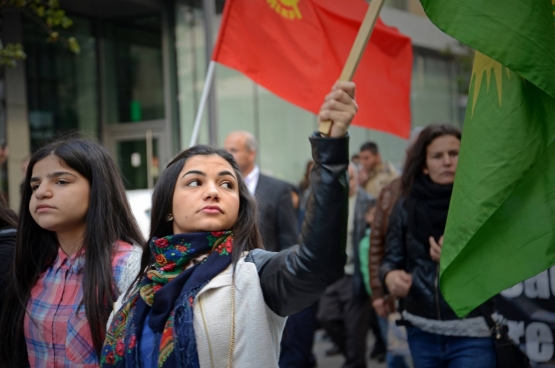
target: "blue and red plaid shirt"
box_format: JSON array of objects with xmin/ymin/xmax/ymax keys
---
[{"xmin": 24, "ymin": 241, "xmax": 141, "ymax": 368}]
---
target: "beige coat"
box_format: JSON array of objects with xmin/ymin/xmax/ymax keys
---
[{"xmin": 363, "ymin": 160, "xmax": 399, "ymax": 198}]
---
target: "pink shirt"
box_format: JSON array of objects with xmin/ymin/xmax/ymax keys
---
[{"xmin": 24, "ymin": 242, "xmax": 139, "ymax": 367}]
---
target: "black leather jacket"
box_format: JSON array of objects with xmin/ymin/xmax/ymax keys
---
[
  {"xmin": 380, "ymin": 198, "xmax": 489, "ymax": 320},
  {"xmin": 246, "ymin": 133, "xmax": 349, "ymax": 317}
]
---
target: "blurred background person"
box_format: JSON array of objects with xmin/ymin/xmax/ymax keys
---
[
  {"xmin": 0, "ymin": 195, "xmax": 18, "ymax": 309},
  {"xmin": 380, "ymin": 124, "xmax": 496, "ymax": 367},
  {"xmin": 358, "ymin": 142, "xmax": 399, "ymax": 198},
  {"xmin": 297, "ymin": 160, "xmax": 314, "ymax": 230},
  {"xmin": 351, "ymin": 154, "xmax": 361, "ymax": 169},
  {"xmin": 318, "ymin": 163, "xmax": 377, "ymax": 368},
  {"xmin": 357, "ymin": 202, "xmax": 377, "ymax": 303},
  {"xmin": 224, "ymin": 131, "xmax": 298, "ymax": 252}
]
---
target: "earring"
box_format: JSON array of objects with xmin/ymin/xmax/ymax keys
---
[{"xmin": 166, "ymin": 213, "xmax": 174, "ymax": 222}]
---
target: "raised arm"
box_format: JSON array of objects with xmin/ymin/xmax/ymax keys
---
[{"xmin": 246, "ymin": 82, "xmax": 357, "ymax": 316}]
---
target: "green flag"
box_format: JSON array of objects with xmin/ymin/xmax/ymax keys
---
[{"xmin": 419, "ymin": 0, "xmax": 555, "ymax": 317}]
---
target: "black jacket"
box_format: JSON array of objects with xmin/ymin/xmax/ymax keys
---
[
  {"xmin": 380, "ymin": 199, "xmax": 487, "ymax": 320},
  {"xmin": 255, "ymin": 174, "xmax": 299, "ymax": 252},
  {"xmin": 246, "ymin": 133, "xmax": 349, "ymax": 317},
  {"xmin": 0, "ymin": 227, "xmax": 17, "ymax": 295}
]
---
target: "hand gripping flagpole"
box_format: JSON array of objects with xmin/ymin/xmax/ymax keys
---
[
  {"xmin": 189, "ymin": 61, "xmax": 217, "ymax": 147},
  {"xmin": 318, "ymin": 0, "xmax": 386, "ymax": 136}
]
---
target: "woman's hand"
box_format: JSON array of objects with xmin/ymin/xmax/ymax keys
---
[
  {"xmin": 372, "ymin": 297, "xmax": 390, "ymax": 318},
  {"xmin": 429, "ymin": 235, "xmax": 443, "ymax": 262},
  {"xmin": 318, "ymin": 81, "xmax": 358, "ymax": 138},
  {"xmin": 385, "ymin": 270, "xmax": 412, "ymax": 298}
]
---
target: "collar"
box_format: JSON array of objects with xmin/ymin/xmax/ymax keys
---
[
  {"xmin": 53, "ymin": 246, "xmax": 85, "ymax": 273},
  {"xmin": 244, "ymin": 165, "xmax": 260, "ymax": 195}
]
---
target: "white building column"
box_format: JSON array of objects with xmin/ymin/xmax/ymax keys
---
[{"xmin": 3, "ymin": 12, "xmax": 31, "ymax": 209}]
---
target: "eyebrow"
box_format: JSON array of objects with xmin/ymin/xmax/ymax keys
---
[
  {"xmin": 181, "ymin": 170, "xmax": 236, "ymax": 180},
  {"xmin": 30, "ymin": 171, "xmax": 77, "ymax": 183}
]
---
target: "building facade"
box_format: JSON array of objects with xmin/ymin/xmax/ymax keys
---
[{"xmin": 1, "ymin": 0, "xmax": 468, "ymax": 208}]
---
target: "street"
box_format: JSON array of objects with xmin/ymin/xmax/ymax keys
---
[{"xmin": 313, "ymin": 330, "xmax": 388, "ymax": 368}]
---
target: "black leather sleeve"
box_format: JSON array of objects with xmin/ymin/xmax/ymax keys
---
[
  {"xmin": 245, "ymin": 133, "xmax": 349, "ymax": 317},
  {"xmin": 379, "ymin": 199, "xmax": 407, "ymax": 292}
]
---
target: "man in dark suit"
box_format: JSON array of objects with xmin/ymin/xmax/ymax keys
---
[{"xmin": 224, "ymin": 131, "xmax": 298, "ymax": 252}]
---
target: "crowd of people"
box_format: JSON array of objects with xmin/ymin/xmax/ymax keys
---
[{"xmin": 0, "ymin": 80, "xmax": 500, "ymax": 368}]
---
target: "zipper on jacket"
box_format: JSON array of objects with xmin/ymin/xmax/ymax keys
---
[{"xmin": 434, "ymin": 265, "xmax": 442, "ymax": 320}]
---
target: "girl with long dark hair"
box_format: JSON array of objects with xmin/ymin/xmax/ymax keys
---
[
  {"xmin": 0, "ymin": 138, "xmax": 144, "ymax": 367},
  {"xmin": 99, "ymin": 82, "xmax": 356, "ymax": 368},
  {"xmin": 380, "ymin": 124, "xmax": 496, "ymax": 367}
]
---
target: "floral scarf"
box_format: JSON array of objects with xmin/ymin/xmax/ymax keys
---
[{"xmin": 101, "ymin": 231, "xmax": 233, "ymax": 368}]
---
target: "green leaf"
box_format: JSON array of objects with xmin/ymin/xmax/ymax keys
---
[
  {"xmin": 61, "ymin": 16, "xmax": 73, "ymax": 28},
  {"xmin": 47, "ymin": 0, "xmax": 59, "ymax": 9},
  {"xmin": 46, "ymin": 31, "xmax": 59, "ymax": 42},
  {"xmin": 68, "ymin": 37, "xmax": 80, "ymax": 54}
]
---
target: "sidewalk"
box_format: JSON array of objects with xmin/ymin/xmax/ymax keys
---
[{"xmin": 312, "ymin": 330, "xmax": 388, "ymax": 368}]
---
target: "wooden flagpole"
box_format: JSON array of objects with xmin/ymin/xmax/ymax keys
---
[{"xmin": 318, "ymin": 0, "xmax": 386, "ymax": 136}]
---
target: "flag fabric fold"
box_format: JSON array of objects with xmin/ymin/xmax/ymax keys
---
[
  {"xmin": 213, "ymin": 0, "xmax": 413, "ymax": 138},
  {"xmin": 419, "ymin": 0, "xmax": 555, "ymax": 317}
]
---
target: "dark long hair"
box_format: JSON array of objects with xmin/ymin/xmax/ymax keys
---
[
  {"xmin": 0, "ymin": 137, "xmax": 144, "ymax": 366},
  {"xmin": 401, "ymin": 124, "xmax": 462, "ymax": 197},
  {"xmin": 0, "ymin": 194, "xmax": 17, "ymax": 228},
  {"xmin": 133, "ymin": 145, "xmax": 263, "ymax": 286}
]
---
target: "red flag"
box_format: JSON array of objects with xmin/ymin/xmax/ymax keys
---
[{"xmin": 212, "ymin": 0, "xmax": 412, "ymax": 138}]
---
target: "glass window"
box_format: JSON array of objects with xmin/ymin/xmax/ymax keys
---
[
  {"xmin": 24, "ymin": 17, "xmax": 98, "ymax": 151},
  {"xmin": 117, "ymin": 138, "xmax": 160, "ymax": 190},
  {"xmin": 175, "ymin": 2, "xmax": 211, "ymax": 146},
  {"xmin": 102, "ymin": 16, "xmax": 165, "ymax": 124},
  {"xmin": 411, "ymin": 49, "xmax": 463, "ymax": 129}
]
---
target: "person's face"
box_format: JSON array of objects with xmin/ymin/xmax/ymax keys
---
[
  {"xmin": 29, "ymin": 155, "xmax": 90, "ymax": 234},
  {"xmin": 224, "ymin": 134, "xmax": 256, "ymax": 175},
  {"xmin": 365, "ymin": 206, "xmax": 376, "ymax": 225},
  {"xmin": 348, "ymin": 165, "xmax": 358, "ymax": 197},
  {"xmin": 359, "ymin": 150, "xmax": 379, "ymax": 172},
  {"xmin": 423, "ymin": 135, "xmax": 460, "ymax": 185},
  {"xmin": 172, "ymin": 155, "xmax": 240, "ymax": 234}
]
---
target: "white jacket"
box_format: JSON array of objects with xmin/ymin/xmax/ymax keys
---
[
  {"xmin": 194, "ymin": 256, "xmax": 286, "ymax": 368},
  {"xmin": 109, "ymin": 255, "xmax": 286, "ymax": 368}
]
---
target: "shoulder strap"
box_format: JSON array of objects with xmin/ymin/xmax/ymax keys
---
[{"xmin": 478, "ymin": 304, "xmax": 496, "ymax": 329}]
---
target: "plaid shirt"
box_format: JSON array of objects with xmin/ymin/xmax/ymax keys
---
[{"xmin": 24, "ymin": 242, "xmax": 140, "ymax": 368}]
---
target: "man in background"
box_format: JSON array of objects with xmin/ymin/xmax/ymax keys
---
[
  {"xmin": 358, "ymin": 142, "xmax": 398, "ymax": 198},
  {"xmin": 224, "ymin": 130, "xmax": 298, "ymax": 252}
]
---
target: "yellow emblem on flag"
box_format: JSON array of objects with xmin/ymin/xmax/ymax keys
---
[
  {"xmin": 470, "ymin": 51, "xmax": 511, "ymax": 116},
  {"xmin": 267, "ymin": 0, "xmax": 302, "ymax": 20}
]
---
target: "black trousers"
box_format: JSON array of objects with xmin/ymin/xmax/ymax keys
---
[
  {"xmin": 279, "ymin": 303, "xmax": 319, "ymax": 368},
  {"xmin": 317, "ymin": 275, "xmax": 371, "ymax": 368}
]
